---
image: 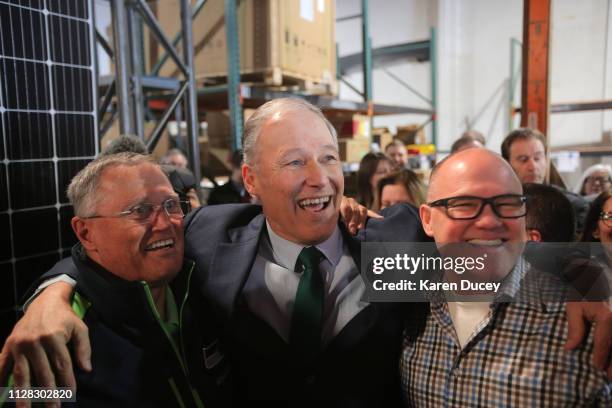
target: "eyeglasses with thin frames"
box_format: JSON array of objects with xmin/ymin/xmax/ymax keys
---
[
  {"xmin": 586, "ymin": 176, "xmax": 612, "ymax": 186},
  {"xmin": 83, "ymin": 197, "xmax": 190, "ymax": 224},
  {"xmin": 427, "ymin": 194, "xmax": 527, "ymax": 220}
]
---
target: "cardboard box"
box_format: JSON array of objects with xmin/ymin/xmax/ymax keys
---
[
  {"xmin": 372, "ymin": 127, "xmax": 393, "ymax": 151},
  {"xmin": 205, "ymin": 109, "xmax": 256, "ymax": 149},
  {"xmin": 155, "ymin": 0, "xmax": 336, "ymax": 92},
  {"xmin": 338, "ymin": 138, "xmax": 370, "ymax": 163},
  {"xmin": 328, "ymin": 114, "xmax": 371, "ymax": 138},
  {"xmin": 395, "ymin": 124, "xmax": 425, "ymax": 145}
]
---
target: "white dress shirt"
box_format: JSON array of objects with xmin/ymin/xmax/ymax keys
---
[{"xmin": 242, "ymin": 221, "xmax": 367, "ymax": 345}]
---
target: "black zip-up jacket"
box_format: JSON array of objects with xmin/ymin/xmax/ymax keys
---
[{"xmin": 68, "ymin": 245, "xmax": 232, "ymax": 407}]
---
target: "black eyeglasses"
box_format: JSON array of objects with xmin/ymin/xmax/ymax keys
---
[
  {"xmin": 84, "ymin": 198, "xmax": 189, "ymax": 224},
  {"xmin": 427, "ymin": 194, "xmax": 527, "ymax": 220},
  {"xmin": 600, "ymin": 212, "xmax": 612, "ymax": 227}
]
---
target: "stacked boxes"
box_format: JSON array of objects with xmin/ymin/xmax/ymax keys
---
[{"xmin": 155, "ymin": 0, "xmax": 337, "ymax": 94}]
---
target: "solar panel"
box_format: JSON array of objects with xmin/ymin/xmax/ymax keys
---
[{"xmin": 0, "ymin": 0, "xmax": 98, "ymax": 343}]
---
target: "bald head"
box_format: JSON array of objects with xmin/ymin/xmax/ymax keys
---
[
  {"xmin": 428, "ymin": 149, "xmax": 522, "ymax": 201},
  {"xmin": 420, "ymin": 145, "xmax": 527, "ymax": 277}
]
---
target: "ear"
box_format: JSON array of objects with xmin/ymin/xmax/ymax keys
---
[
  {"xmin": 71, "ymin": 217, "xmax": 98, "ymax": 252},
  {"xmin": 242, "ymin": 163, "xmax": 258, "ymax": 198},
  {"xmin": 419, "ymin": 204, "xmax": 435, "ymax": 238},
  {"xmin": 526, "ymin": 228, "xmax": 542, "ymax": 242},
  {"xmin": 593, "ymin": 226, "xmax": 600, "ymax": 240}
]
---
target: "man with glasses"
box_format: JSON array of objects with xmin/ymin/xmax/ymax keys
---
[
  {"xmin": 400, "ymin": 148, "xmax": 611, "ymax": 406},
  {"xmin": 1, "ymin": 153, "xmax": 231, "ymax": 406}
]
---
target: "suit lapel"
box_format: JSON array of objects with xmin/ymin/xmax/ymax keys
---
[
  {"xmin": 324, "ymin": 225, "xmax": 383, "ymax": 352},
  {"xmin": 207, "ymin": 213, "xmax": 266, "ymax": 321},
  {"xmin": 340, "ymin": 222, "xmax": 362, "ymax": 270}
]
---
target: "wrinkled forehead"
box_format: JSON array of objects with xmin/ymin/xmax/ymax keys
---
[
  {"xmin": 258, "ymin": 109, "xmax": 335, "ymax": 148},
  {"xmin": 98, "ymin": 163, "xmax": 174, "ymax": 197},
  {"xmin": 511, "ymin": 136, "xmax": 545, "ymax": 153}
]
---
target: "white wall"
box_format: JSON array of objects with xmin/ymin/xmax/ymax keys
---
[
  {"xmin": 336, "ymin": 0, "xmax": 436, "ymax": 140},
  {"xmin": 94, "ymin": 0, "xmax": 112, "ymax": 76},
  {"xmin": 550, "ymin": 0, "xmax": 610, "ymax": 146},
  {"xmin": 437, "ymin": 0, "xmax": 523, "ymax": 152},
  {"xmin": 336, "ymin": 0, "xmax": 612, "ymax": 154}
]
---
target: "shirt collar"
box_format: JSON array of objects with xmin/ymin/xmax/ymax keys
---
[{"xmin": 265, "ymin": 220, "xmax": 343, "ymax": 270}]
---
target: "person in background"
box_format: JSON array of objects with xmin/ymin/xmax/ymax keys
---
[
  {"xmin": 523, "ymin": 183, "xmax": 576, "ymax": 242},
  {"xmin": 574, "ymin": 164, "xmax": 612, "ymax": 199},
  {"xmin": 207, "ymin": 150, "xmax": 251, "ymax": 205},
  {"xmin": 160, "ymin": 148, "xmax": 189, "ymax": 169},
  {"xmin": 161, "ymin": 164, "xmax": 202, "ymax": 212},
  {"xmin": 450, "ymin": 130, "xmax": 486, "ymax": 154},
  {"xmin": 460, "ymin": 129, "xmax": 486, "ymax": 145},
  {"xmin": 581, "ymin": 190, "xmax": 612, "ymax": 299},
  {"xmin": 356, "ymin": 152, "xmax": 394, "ymax": 209},
  {"xmin": 101, "ymin": 134, "xmax": 148, "ymax": 156},
  {"xmin": 581, "ymin": 190, "xmax": 612, "ymax": 259},
  {"xmin": 385, "ymin": 139, "xmax": 409, "ymax": 169},
  {"xmin": 501, "ymin": 128, "xmax": 589, "ymax": 234},
  {"xmin": 374, "ymin": 169, "xmax": 426, "ymax": 211}
]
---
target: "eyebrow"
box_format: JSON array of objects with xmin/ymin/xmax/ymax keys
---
[{"xmin": 279, "ymin": 145, "xmax": 338, "ymax": 157}]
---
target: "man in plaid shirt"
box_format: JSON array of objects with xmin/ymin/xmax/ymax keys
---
[{"xmin": 401, "ymin": 148, "xmax": 611, "ymax": 407}]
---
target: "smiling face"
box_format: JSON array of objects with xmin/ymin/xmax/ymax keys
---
[
  {"xmin": 508, "ymin": 137, "xmax": 547, "ymax": 184},
  {"xmin": 594, "ymin": 197, "xmax": 612, "ymax": 244},
  {"xmin": 583, "ymin": 170, "xmax": 612, "ymax": 196},
  {"xmin": 73, "ymin": 163, "xmax": 184, "ymax": 287},
  {"xmin": 243, "ymin": 108, "xmax": 343, "ymax": 245},
  {"xmin": 386, "ymin": 144, "xmax": 408, "ymax": 168},
  {"xmin": 420, "ymin": 149, "xmax": 526, "ymax": 280}
]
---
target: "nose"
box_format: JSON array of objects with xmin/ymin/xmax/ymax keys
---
[
  {"xmin": 150, "ymin": 206, "xmax": 173, "ymax": 231},
  {"xmin": 304, "ymin": 160, "xmax": 326, "ymax": 187},
  {"xmin": 525, "ymin": 158, "xmax": 537, "ymax": 171},
  {"xmin": 474, "ymin": 202, "xmax": 504, "ymax": 229}
]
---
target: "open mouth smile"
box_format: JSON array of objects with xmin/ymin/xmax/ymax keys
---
[
  {"xmin": 145, "ymin": 238, "xmax": 175, "ymax": 251},
  {"xmin": 298, "ymin": 195, "xmax": 332, "ymax": 212}
]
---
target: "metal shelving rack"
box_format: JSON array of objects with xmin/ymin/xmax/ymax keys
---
[
  {"xmin": 144, "ymin": 0, "xmax": 438, "ymax": 163},
  {"xmin": 112, "ymin": 0, "xmax": 437, "ymax": 170},
  {"xmin": 97, "ymin": 0, "xmax": 201, "ymax": 180}
]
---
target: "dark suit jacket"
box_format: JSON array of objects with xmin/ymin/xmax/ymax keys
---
[
  {"xmin": 183, "ymin": 203, "xmax": 430, "ymax": 407},
  {"xmin": 207, "ymin": 181, "xmax": 248, "ymax": 205}
]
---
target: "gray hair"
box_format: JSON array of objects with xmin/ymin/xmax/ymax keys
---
[
  {"xmin": 67, "ymin": 152, "xmax": 156, "ymax": 217},
  {"xmin": 242, "ymin": 97, "xmax": 338, "ymax": 166},
  {"xmin": 573, "ymin": 163, "xmax": 612, "ymax": 195}
]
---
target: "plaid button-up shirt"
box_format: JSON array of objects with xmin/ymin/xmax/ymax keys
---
[{"xmin": 400, "ymin": 261, "xmax": 612, "ymax": 407}]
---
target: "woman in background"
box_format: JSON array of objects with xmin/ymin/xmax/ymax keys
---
[
  {"xmin": 374, "ymin": 168, "xmax": 426, "ymax": 212},
  {"xmin": 581, "ymin": 189, "xmax": 612, "ymax": 291},
  {"xmin": 356, "ymin": 152, "xmax": 394, "ymax": 209},
  {"xmin": 573, "ymin": 164, "xmax": 612, "ymax": 198}
]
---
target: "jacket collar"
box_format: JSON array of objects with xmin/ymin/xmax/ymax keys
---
[
  {"xmin": 71, "ymin": 245, "xmax": 195, "ymax": 331},
  {"xmin": 206, "ymin": 214, "xmax": 367, "ymax": 326}
]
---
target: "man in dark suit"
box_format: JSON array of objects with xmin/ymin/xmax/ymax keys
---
[{"xmin": 180, "ymin": 98, "xmax": 429, "ymax": 406}]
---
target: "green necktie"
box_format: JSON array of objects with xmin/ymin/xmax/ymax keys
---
[{"xmin": 290, "ymin": 246, "xmax": 325, "ymax": 357}]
